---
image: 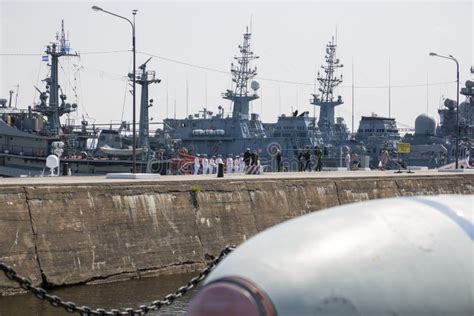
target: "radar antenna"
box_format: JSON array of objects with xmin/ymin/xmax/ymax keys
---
[
  {"xmin": 311, "ymin": 36, "xmax": 344, "ymax": 141},
  {"xmin": 33, "ymin": 20, "xmax": 78, "ymax": 135},
  {"xmin": 223, "ymin": 26, "xmax": 259, "ymax": 120}
]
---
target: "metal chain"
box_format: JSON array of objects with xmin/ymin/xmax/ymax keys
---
[{"xmin": 0, "ymin": 245, "xmax": 235, "ymax": 315}]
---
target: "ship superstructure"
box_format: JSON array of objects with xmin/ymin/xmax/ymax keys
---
[
  {"xmin": 223, "ymin": 26, "xmax": 260, "ymax": 121},
  {"xmin": 402, "ymin": 79, "xmax": 474, "ymax": 168},
  {"xmin": 2, "ymin": 19, "xmax": 471, "ymax": 176},
  {"xmin": 33, "ymin": 20, "xmax": 78, "ymax": 136},
  {"xmin": 0, "ymin": 20, "xmax": 77, "ymax": 166},
  {"xmin": 162, "ymin": 27, "xmax": 323, "ymax": 170},
  {"xmin": 354, "ymin": 114, "xmax": 401, "ymax": 167},
  {"xmin": 135, "ymin": 57, "xmax": 161, "ymax": 156},
  {"xmin": 311, "ymin": 37, "xmax": 348, "ymax": 143},
  {"xmin": 0, "ymin": 21, "xmax": 168, "ymax": 176},
  {"xmin": 305, "ymin": 37, "xmax": 400, "ymax": 168}
]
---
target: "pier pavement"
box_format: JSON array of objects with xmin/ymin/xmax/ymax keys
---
[{"xmin": 0, "ymin": 169, "xmax": 472, "ymax": 186}]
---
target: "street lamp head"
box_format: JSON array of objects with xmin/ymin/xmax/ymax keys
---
[
  {"xmin": 91, "ymin": 5, "xmax": 103, "ymax": 11},
  {"xmin": 429, "ymin": 52, "xmax": 437, "ymax": 56}
]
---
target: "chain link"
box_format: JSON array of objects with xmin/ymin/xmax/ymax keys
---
[{"xmin": 0, "ymin": 245, "xmax": 235, "ymax": 315}]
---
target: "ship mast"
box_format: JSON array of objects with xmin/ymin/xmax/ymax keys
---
[
  {"xmin": 133, "ymin": 57, "xmax": 160, "ymax": 159},
  {"xmin": 34, "ymin": 20, "xmax": 78, "ymax": 135},
  {"xmin": 311, "ymin": 36, "xmax": 344, "ymax": 141},
  {"xmin": 222, "ymin": 26, "xmax": 259, "ymax": 120}
]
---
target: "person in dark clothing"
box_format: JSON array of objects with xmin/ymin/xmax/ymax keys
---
[
  {"xmin": 315, "ymin": 146, "xmax": 323, "ymax": 171},
  {"xmin": 276, "ymin": 149, "xmax": 282, "ymax": 172},
  {"xmin": 298, "ymin": 151, "xmax": 304, "ymax": 171},
  {"xmin": 303, "ymin": 146, "xmax": 311, "ymax": 171},
  {"xmin": 252, "ymin": 150, "xmax": 259, "ymax": 166},
  {"xmin": 243, "ymin": 148, "xmax": 251, "ymax": 166},
  {"xmin": 249, "ymin": 150, "xmax": 258, "ymax": 166}
]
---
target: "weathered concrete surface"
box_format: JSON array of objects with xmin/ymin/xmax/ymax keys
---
[
  {"xmin": 1, "ymin": 172, "xmax": 473, "ymax": 295},
  {"xmin": 25, "ymin": 184, "xmax": 204, "ymax": 286},
  {"xmin": 0, "ymin": 187, "xmax": 42, "ymax": 294}
]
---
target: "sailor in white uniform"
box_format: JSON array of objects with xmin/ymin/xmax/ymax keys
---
[
  {"xmin": 234, "ymin": 155, "xmax": 240, "ymax": 174},
  {"xmin": 202, "ymin": 154, "xmax": 209, "ymax": 175},
  {"xmin": 209, "ymin": 156, "xmax": 216, "ymax": 174},
  {"xmin": 194, "ymin": 154, "xmax": 201, "ymax": 175},
  {"xmin": 226, "ymin": 155, "xmax": 233, "ymax": 174},
  {"xmin": 345, "ymin": 152, "xmax": 351, "ymax": 171}
]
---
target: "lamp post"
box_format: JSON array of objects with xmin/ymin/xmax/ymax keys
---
[
  {"xmin": 429, "ymin": 52, "xmax": 460, "ymax": 169},
  {"xmin": 92, "ymin": 5, "xmax": 137, "ymax": 173}
]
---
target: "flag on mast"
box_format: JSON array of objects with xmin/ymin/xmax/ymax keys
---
[{"xmin": 42, "ymin": 55, "xmax": 49, "ymax": 62}]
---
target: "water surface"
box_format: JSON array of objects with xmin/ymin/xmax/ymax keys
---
[{"xmin": 0, "ymin": 273, "xmax": 197, "ymax": 315}]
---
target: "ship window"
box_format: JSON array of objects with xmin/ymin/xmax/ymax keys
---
[
  {"xmin": 99, "ymin": 136, "xmax": 105, "ymax": 141},
  {"xmin": 10, "ymin": 137, "xmax": 13, "ymax": 140}
]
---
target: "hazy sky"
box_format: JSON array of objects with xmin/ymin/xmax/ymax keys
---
[{"xmin": 1, "ymin": 1, "xmax": 472, "ymax": 130}]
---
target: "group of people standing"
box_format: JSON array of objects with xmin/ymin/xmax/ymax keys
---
[
  {"xmin": 344, "ymin": 151, "xmax": 361, "ymax": 170},
  {"xmin": 193, "ymin": 148, "xmax": 260, "ymax": 175},
  {"xmin": 343, "ymin": 149, "xmax": 389, "ymax": 171},
  {"xmin": 243, "ymin": 148, "xmax": 260, "ymax": 168},
  {"xmin": 193, "ymin": 154, "xmax": 223, "ymax": 175},
  {"xmin": 297, "ymin": 146, "xmax": 323, "ymax": 172}
]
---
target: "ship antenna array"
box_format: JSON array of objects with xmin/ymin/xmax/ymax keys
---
[
  {"xmin": 230, "ymin": 26, "xmax": 259, "ymax": 97},
  {"xmin": 317, "ymin": 36, "xmax": 343, "ymax": 103},
  {"xmin": 55, "ymin": 20, "xmax": 71, "ymax": 55}
]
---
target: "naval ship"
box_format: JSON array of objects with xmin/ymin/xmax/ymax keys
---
[
  {"xmin": 402, "ymin": 77, "xmax": 474, "ymax": 169},
  {"xmin": 0, "ymin": 21, "xmax": 169, "ymax": 177},
  {"xmin": 161, "ymin": 27, "xmax": 325, "ymax": 171},
  {"xmin": 159, "ymin": 30, "xmax": 399, "ymax": 171},
  {"xmin": 2, "ymin": 21, "xmax": 471, "ymax": 176},
  {"xmin": 159, "ymin": 26, "xmax": 473, "ymax": 171}
]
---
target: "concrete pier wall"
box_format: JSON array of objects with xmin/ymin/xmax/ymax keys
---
[{"xmin": 1, "ymin": 174, "xmax": 473, "ymax": 295}]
